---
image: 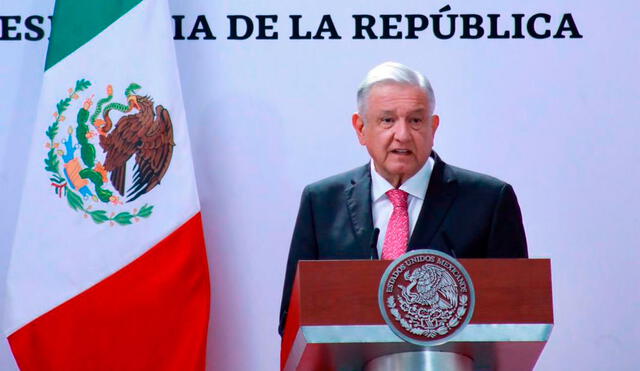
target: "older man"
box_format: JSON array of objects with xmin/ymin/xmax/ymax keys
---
[{"xmin": 278, "ymin": 62, "xmax": 527, "ymax": 335}]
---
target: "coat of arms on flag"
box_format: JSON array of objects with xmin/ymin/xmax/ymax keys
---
[{"xmin": 44, "ymin": 79, "xmax": 175, "ymax": 225}]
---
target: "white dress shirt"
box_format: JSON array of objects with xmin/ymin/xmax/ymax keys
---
[{"xmin": 371, "ymin": 157, "xmax": 435, "ymax": 258}]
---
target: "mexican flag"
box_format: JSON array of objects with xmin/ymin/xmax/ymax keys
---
[{"xmin": 3, "ymin": 0, "xmax": 210, "ymax": 369}]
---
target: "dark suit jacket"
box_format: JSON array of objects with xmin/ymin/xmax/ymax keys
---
[{"xmin": 278, "ymin": 152, "xmax": 527, "ymax": 335}]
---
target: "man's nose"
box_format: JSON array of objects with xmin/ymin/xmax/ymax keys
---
[{"xmin": 393, "ymin": 121, "xmax": 411, "ymax": 141}]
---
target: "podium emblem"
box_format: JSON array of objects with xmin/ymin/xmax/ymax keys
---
[{"xmin": 378, "ymin": 249, "xmax": 475, "ymax": 346}]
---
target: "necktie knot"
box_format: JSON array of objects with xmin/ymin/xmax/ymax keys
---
[{"xmin": 386, "ymin": 189, "xmax": 408, "ymax": 209}]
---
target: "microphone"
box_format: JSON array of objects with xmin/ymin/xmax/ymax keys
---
[
  {"xmin": 369, "ymin": 228, "xmax": 380, "ymax": 260},
  {"xmin": 442, "ymin": 231, "xmax": 457, "ymax": 259}
]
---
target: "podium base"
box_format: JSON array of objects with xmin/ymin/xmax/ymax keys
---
[{"xmin": 365, "ymin": 351, "xmax": 473, "ymax": 371}]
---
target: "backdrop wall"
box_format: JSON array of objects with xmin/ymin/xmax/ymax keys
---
[{"xmin": 1, "ymin": 1, "xmax": 638, "ymax": 370}]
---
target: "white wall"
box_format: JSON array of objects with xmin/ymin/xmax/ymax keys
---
[{"xmin": 1, "ymin": 1, "xmax": 638, "ymax": 370}]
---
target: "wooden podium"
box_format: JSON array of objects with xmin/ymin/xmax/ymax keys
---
[{"xmin": 281, "ymin": 259, "xmax": 553, "ymax": 371}]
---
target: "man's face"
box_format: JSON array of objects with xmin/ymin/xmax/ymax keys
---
[{"xmin": 352, "ymin": 83, "xmax": 439, "ymax": 187}]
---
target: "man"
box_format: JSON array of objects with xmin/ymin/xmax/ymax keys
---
[{"xmin": 278, "ymin": 62, "xmax": 527, "ymax": 336}]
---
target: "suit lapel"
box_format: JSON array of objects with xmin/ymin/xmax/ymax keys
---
[
  {"xmin": 344, "ymin": 164, "xmax": 375, "ymax": 258},
  {"xmin": 409, "ymin": 153, "xmax": 458, "ymax": 251}
]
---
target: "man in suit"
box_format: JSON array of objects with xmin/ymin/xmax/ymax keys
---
[{"xmin": 278, "ymin": 62, "xmax": 527, "ymax": 336}]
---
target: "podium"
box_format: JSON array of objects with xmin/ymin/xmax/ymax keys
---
[{"xmin": 281, "ymin": 259, "xmax": 553, "ymax": 371}]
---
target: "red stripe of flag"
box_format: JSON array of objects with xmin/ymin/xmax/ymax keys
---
[{"xmin": 9, "ymin": 213, "xmax": 210, "ymax": 371}]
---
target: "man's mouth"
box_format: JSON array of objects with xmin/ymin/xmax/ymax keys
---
[{"xmin": 391, "ymin": 149, "xmax": 412, "ymax": 155}]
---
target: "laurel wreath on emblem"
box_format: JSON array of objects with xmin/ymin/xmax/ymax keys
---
[
  {"xmin": 386, "ymin": 264, "xmax": 469, "ymax": 338},
  {"xmin": 44, "ymin": 79, "xmax": 175, "ymax": 225}
]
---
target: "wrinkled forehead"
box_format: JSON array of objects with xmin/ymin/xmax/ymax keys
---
[{"xmin": 365, "ymin": 82, "xmax": 431, "ymax": 112}]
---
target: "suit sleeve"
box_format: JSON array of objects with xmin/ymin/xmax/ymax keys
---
[
  {"xmin": 487, "ymin": 184, "xmax": 528, "ymax": 258},
  {"xmin": 279, "ymin": 186, "xmax": 319, "ymax": 336}
]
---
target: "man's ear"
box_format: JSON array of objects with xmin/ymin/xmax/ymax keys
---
[
  {"xmin": 431, "ymin": 114, "xmax": 440, "ymax": 137},
  {"xmin": 352, "ymin": 113, "xmax": 366, "ymax": 145}
]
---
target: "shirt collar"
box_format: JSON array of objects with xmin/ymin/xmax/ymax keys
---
[{"xmin": 370, "ymin": 156, "xmax": 434, "ymax": 202}]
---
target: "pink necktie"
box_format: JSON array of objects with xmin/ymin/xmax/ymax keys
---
[{"xmin": 382, "ymin": 189, "xmax": 409, "ymax": 260}]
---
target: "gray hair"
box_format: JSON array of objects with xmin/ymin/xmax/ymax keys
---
[{"xmin": 357, "ymin": 61, "xmax": 436, "ymax": 117}]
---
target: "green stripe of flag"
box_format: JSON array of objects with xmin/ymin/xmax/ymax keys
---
[{"xmin": 45, "ymin": 0, "xmax": 143, "ymax": 71}]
